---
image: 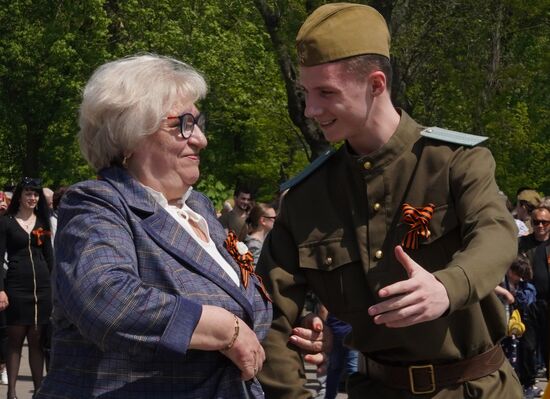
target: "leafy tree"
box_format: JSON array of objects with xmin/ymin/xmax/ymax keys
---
[
  {"xmin": 0, "ymin": 0, "xmax": 547, "ymax": 203},
  {"xmin": 0, "ymin": 0, "xmax": 110, "ymax": 188}
]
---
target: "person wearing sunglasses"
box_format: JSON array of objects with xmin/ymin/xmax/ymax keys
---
[
  {"xmin": 516, "ymin": 204, "xmax": 550, "ymax": 393},
  {"xmin": 0, "ymin": 177, "xmax": 53, "ymax": 399},
  {"xmin": 519, "ymin": 204, "xmax": 550, "ymax": 266},
  {"xmin": 244, "ymin": 203, "xmax": 277, "ymax": 264}
]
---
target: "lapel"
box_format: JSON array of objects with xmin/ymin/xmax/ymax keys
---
[
  {"xmin": 186, "ymin": 192, "xmax": 260, "ymax": 307},
  {"xmin": 99, "ymin": 167, "xmax": 254, "ymax": 322}
]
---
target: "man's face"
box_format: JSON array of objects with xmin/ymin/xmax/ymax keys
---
[
  {"xmin": 235, "ymin": 192, "xmax": 251, "ymax": 212},
  {"xmin": 299, "ymin": 61, "xmax": 370, "ymax": 144},
  {"xmin": 531, "ymin": 209, "xmax": 550, "ymax": 242}
]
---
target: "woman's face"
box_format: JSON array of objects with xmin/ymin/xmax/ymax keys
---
[
  {"xmin": 20, "ymin": 188, "xmax": 39, "ymax": 211},
  {"xmin": 261, "ymin": 207, "xmax": 277, "ymax": 232},
  {"xmin": 129, "ymin": 101, "xmax": 207, "ymax": 202}
]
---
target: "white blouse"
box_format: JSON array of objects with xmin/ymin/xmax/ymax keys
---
[{"xmin": 143, "ymin": 186, "xmax": 240, "ymax": 286}]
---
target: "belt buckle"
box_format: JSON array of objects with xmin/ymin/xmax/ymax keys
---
[{"xmin": 408, "ymin": 364, "xmax": 436, "ymax": 395}]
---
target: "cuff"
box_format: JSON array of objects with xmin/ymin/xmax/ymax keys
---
[
  {"xmin": 155, "ymin": 296, "xmax": 202, "ymax": 359},
  {"xmin": 433, "ymin": 265, "xmax": 470, "ymax": 314}
]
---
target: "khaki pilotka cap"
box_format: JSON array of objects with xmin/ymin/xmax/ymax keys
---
[
  {"xmin": 517, "ymin": 189, "xmax": 542, "ymax": 208},
  {"xmin": 296, "ymin": 3, "xmax": 391, "ymax": 66}
]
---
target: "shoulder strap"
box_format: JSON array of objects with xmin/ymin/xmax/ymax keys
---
[
  {"xmin": 279, "ymin": 149, "xmax": 336, "ymax": 192},
  {"xmin": 420, "ymin": 127, "xmax": 488, "ymax": 147}
]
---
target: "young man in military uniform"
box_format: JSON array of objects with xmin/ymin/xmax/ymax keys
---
[{"xmin": 257, "ymin": 3, "xmax": 521, "ymax": 398}]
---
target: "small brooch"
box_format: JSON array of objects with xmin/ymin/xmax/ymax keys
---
[
  {"xmin": 224, "ymin": 231, "xmax": 272, "ymax": 302},
  {"xmin": 401, "ymin": 203, "xmax": 435, "ymax": 250}
]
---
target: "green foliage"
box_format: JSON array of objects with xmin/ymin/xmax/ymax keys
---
[
  {"xmin": 195, "ymin": 174, "xmax": 232, "ymax": 212},
  {"xmin": 389, "ymin": 0, "xmax": 549, "ymax": 198},
  {"xmin": 0, "ymin": 0, "xmax": 547, "ymax": 200},
  {"xmin": 0, "ymin": 0, "xmax": 110, "ymax": 188}
]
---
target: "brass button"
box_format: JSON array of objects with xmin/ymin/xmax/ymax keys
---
[
  {"xmin": 325, "ymin": 257, "xmax": 333, "ymax": 266},
  {"xmin": 373, "ymin": 203, "xmax": 381, "ymax": 211},
  {"xmin": 375, "ymin": 250, "xmax": 383, "ymax": 259},
  {"xmin": 363, "ymin": 161, "xmax": 372, "ymax": 170}
]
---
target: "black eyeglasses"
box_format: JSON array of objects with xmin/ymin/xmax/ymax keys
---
[
  {"xmin": 262, "ymin": 215, "xmax": 276, "ymax": 220},
  {"xmin": 165, "ymin": 113, "xmax": 205, "ymax": 139},
  {"xmin": 532, "ymin": 219, "xmax": 550, "ymax": 227},
  {"xmin": 21, "ymin": 177, "xmax": 42, "ymax": 187}
]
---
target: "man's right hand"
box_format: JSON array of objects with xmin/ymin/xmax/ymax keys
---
[{"xmin": 289, "ymin": 312, "xmax": 333, "ymax": 373}]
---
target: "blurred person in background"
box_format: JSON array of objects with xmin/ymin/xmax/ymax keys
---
[
  {"xmin": 244, "ymin": 203, "xmax": 277, "ymax": 264},
  {"xmin": 0, "ymin": 177, "xmax": 53, "ymax": 399},
  {"xmin": 0, "ymin": 191, "xmax": 8, "ymax": 384},
  {"xmin": 219, "ymin": 185, "xmax": 253, "ymax": 241},
  {"xmin": 49, "ymin": 186, "xmax": 68, "ymax": 241},
  {"xmin": 42, "ymin": 188, "xmax": 54, "ymax": 212},
  {"xmin": 515, "ymin": 188, "xmax": 542, "ymax": 234},
  {"xmin": 0, "ymin": 192, "xmax": 8, "ymax": 216}
]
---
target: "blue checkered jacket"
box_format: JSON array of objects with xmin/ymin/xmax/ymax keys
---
[{"xmin": 36, "ymin": 167, "xmax": 272, "ymax": 398}]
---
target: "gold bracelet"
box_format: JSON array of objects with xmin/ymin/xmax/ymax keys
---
[{"xmin": 222, "ymin": 314, "xmax": 240, "ymax": 351}]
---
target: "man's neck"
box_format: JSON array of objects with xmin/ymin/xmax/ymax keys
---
[
  {"xmin": 233, "ymin": 207, "xmax": 247, "ymax": 217},
  {"xmin": 348, "ymin": 101, "xmax": 400, "ymax": 156}
]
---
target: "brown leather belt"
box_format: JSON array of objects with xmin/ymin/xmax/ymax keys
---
[{"xmin": 365, "ymin": 345, "xmax": 505, "ymax": 395}]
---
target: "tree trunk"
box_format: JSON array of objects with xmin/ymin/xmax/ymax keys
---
[{"xmin": 253, "ymin": 0, "xmax": 330, "ymax": 162}]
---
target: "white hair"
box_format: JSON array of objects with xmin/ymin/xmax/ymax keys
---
[{"xmin": 78, "ymin": 54, "xmax": 208, "ymax": 171}]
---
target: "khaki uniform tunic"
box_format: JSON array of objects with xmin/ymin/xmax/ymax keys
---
[{"xmin": 257, "ymin": 112, "xmax": 521, "ymax": 398}]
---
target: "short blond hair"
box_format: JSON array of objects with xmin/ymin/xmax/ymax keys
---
[{"xmin": 78, "ymin": 54, "xmax": 207, "ymax": 171}]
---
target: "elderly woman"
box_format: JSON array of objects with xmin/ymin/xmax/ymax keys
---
[{"xmin": 35, "ymin": 54, "xmax": 273, "ymax": 398}]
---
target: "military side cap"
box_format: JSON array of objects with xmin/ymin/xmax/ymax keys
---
[
  {"xmin": 517, "ymin": 189, "xmax": 542, "ymax": 207},
  {"xmin": 296, "ymin": 3, "xmax": 390, "ymax": 66}
]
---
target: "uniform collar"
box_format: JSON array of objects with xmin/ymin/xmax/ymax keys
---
[{"xmin": 344, "ymin": 109, "xmax": 423, "ymax": 174}]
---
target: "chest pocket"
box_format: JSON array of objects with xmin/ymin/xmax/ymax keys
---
[
  {"xmin": 420, "ymin": 204, "xmax": 458, "ymax": 245},
  {"xmin": 396, "ymin": 203, "xmax": 460, "ymax": 273},
  {"xmin": 298, "ymin": 238, "xmax": 375, "ymax": 315}
]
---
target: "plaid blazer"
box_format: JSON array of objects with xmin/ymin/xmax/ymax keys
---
[{"xmin": 36, "ymin": 166, "xmax": 272, "ymax": 399}]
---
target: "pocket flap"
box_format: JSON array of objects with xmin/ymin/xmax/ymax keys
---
[{"xmin": 298, "ymin": 238, "xmax": 360, "ymax": 271}]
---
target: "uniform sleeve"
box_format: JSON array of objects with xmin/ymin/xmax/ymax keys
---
[
  {"xmin": 433, "ymin": 147, "xmax": 517, "ymax": 313},
  {"xmin": 54, "ymin": 184, "xmax": 202, "ymax": 361},
  {"xmin": 256, "ymin": 201, "xmax": 312, "ymax": 399}
]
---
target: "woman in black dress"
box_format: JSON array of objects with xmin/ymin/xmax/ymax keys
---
[{"xmin": 0, "ymin": 178, "xmax": 53, "ymax": 399}]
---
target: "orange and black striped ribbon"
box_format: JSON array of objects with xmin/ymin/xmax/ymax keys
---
[
  {"xmin": 401, "ymin": 203, "xmax": 435, "ymax": 250},
  {"xmin": 32, "ymin": 227, "xmax": 52, "ymax": 246},
  {"xmin": 224, "ymin": 231, "xmax": 272, "ymax": 303}
]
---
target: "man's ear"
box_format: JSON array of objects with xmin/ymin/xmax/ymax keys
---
[{"xmin": 368, "ymin": 70, "xmax": 386, "ymax": 96}]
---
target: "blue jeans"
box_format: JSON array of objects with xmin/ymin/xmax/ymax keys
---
[{"xmin": 325, "ymin": 335, "xmax": 359, "ymax": 399}]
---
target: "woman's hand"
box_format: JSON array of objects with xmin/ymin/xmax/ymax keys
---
[
  {"xmin": 220, "ymin": 316, "xmax": 265, "ymax": 381},
  {"xmin": 189, "ymin": 305, "xmax": 264, "ymax": 380},
  {"xmin": 0, "ymin": 291, "xmax": 8, "ymax": 311},
  {"xmin": 289, "ymin": 312, "xmax": 333, "ymax": 374}
]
